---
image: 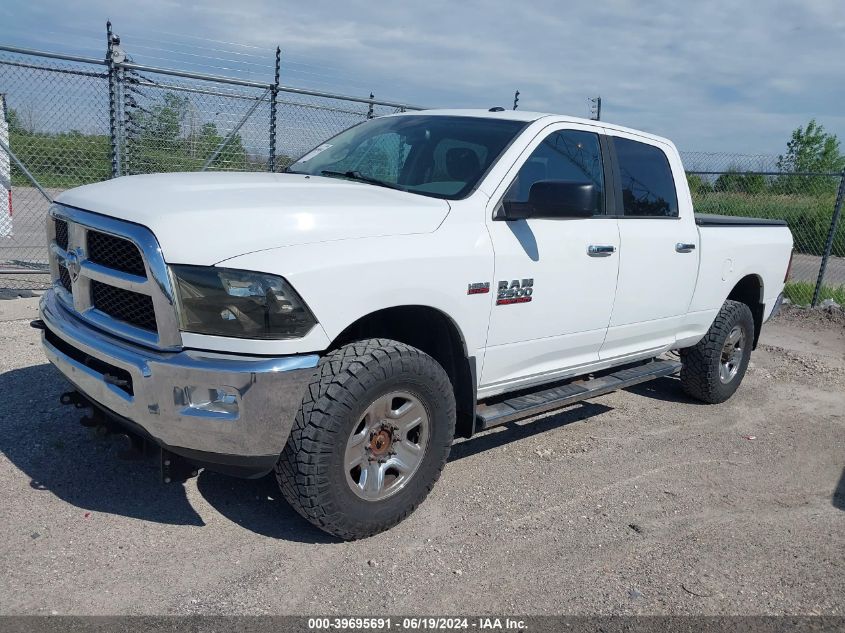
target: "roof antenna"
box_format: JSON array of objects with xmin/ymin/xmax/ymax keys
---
[{"xmin": 513, "ymin": 90, "xmax": 520, "ymax": 110}]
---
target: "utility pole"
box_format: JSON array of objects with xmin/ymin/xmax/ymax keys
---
[{"xmin": 588, "ymin": 96, "xmax": 602, "ymax": 121}]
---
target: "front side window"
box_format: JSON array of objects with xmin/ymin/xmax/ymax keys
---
[
  {"xmin": 287, "ymin": 115, "xmax": 528, "ymax": 200},
  {"xmin": 613, "ymin": 137, "xmax": 678, "ymax": 217},
  {"xmin": 504, "ymin": 129, "xmax": 604, "ymax": 214}
]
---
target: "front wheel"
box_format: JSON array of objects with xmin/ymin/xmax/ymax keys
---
[
  {"xmin": 680, "ymin": 299, "xmax": 755, "ymax": 404},
  {"xmin": 275, "ymin": 338, "xmax": 456, "ymax": 540}
]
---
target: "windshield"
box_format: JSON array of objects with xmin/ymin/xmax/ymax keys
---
[{"xmin": 287, "ymin": 115, "xmax": 528, "ymax": 200}]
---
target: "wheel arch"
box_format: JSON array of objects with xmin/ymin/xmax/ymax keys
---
[
  {"xmin": 726, "ymin": 274, "xmax": 764, "ymax": 348},
  {"xmin": 329, "ymin": 305, "xmax": 476, "ymax": 439}
]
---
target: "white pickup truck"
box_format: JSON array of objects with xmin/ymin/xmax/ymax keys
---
[{"xmin": 37, "ymin": 109, "xmax": 793, "ymax": 539}]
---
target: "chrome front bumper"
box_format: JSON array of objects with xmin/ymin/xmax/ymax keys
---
[{"xmin": 39, "ymin": 291, "xmax": 319, "ymax": 475}]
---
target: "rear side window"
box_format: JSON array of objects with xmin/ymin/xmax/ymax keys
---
[{"xmin": 613, "ymin": 137, "xmax": 678, "ymax": 217}]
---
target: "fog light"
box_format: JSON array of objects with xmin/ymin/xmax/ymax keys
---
[{"xmin": 175, "ymin": 385, "xmax": 240, "ymax": 418}]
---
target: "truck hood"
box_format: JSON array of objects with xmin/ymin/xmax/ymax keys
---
[{"xmin": 56, "ymin": 172, "xmax": 450, "ymax": 265}]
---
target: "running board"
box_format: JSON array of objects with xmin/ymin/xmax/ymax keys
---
[{"xmin": 475, "ymin": 359, "xmax": 682, "ymax": 430}]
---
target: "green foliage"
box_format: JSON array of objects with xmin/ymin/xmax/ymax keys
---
[
  {"xmin": 7, "ymin": 107, "xmax": 24, "ymax": 134},
  {"xmin": 686, "ymin": 173, "xmax": 712, "ymax": 195},
  {"xmin": 691, "ymin": 189, "xmax": 843, "ymax": 257},
  {"xmin": 127, "ymin": 92, "xmax": 247, "ymax": 174},
  {"xmin": 713, "ymin": 168, "xmax": 766, "ymax": 194},
  {"xmin": 777, "ymin": 119, "xmax": 845, "ymax": 174},
  {"xmin": 9, "ymin": 125, "xmax": 111, "ymax": 188},
  {"xmin": 774, "ymin": 119, "xmax": 844, "ymax": 195},
  {"xmin": 7, "ymin": 92, "xmax": 251, "ymax": 188},
  {"xmin": 784, "ymin": 281, "xmax": 845, "ymax": 306}
]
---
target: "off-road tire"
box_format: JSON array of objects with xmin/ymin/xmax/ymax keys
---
[
  {"xmin": 275, "ymin": 338, "xmax": 456, "ymax": 540},
  {"xmin": 680, "ymin": 299, "xmax": 755, "ymax": 404}
]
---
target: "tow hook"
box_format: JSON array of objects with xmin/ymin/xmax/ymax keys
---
[
  {"xmin": 161, "ymin": 449, "xmax": 199, "ymax": 484},
  {"xmin": 60, "ymin": 390, "xmax": 89, "ymax": 409}
]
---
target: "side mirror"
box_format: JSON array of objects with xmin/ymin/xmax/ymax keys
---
[{"xmin": 500, "ymin": 180, "xmax": 597, "ymax": 220}]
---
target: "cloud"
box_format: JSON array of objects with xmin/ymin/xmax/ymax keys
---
[{"xmin": 1, "ymin": 0, "xmax": 843, "ymax": 155}]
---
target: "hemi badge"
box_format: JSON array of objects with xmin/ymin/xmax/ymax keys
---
[{"xmin": 467, "ymin": 282, "xmax": 490, "ymax": 295}]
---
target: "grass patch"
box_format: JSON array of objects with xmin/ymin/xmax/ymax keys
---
[
  {"xmin": 784, "ymin": 281, "xmax": 845, "ymax": 306},
  {"xmin": 692, "ymin": 191, "xmax": 843, "ymax": 257}
]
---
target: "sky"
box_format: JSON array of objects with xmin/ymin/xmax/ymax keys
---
[{"xmin": 1, "ymin": 0, "xmax": 844, "ymax": 156}]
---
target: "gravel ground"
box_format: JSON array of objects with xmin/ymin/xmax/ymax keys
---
[{"xmin": 0, "ymin": 298, "xmax": 843, "ymax": 616}]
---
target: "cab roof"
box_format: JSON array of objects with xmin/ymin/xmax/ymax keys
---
[{"xmin": 401, "ymin": 108, "xmax": 674, "ymax": 148}]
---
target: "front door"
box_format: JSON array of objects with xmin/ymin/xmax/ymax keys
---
[{"xmin": 480, "ymin": 124, "xmax": 620, "ymax": 396}]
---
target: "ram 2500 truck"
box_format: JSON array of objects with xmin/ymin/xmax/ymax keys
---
[{"xmin": 36, "ymin": 109, "xmax": 793, "ymax": 539}]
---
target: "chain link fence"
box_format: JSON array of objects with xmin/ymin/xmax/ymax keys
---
[
  {"xmin": 1, "ymin": 36, "xmax": 844, "ymax": 307},
  {"xmin": 682, "ymin": 152, "xmax": 845, "ymax": 306},
  {"xmin": 0, "ymin": 36, "xmax": 414, "ymax": 290}
]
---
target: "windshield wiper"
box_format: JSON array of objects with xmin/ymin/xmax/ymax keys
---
[{"xmin": 320, "ymin": 170, "xmax": 404, "ymax": 191}]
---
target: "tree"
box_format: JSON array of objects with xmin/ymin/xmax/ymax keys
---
[
  {"xmin": 126, "ymin": 92, "xmax": 246, "ymax": 173},
  {"xmin": 143, "ymin": 92, "xmax": 189, "ymax": 153},
  {"xmin": 777, "ymin": 119, "xmax": 844, "ymax": 174},
  {"xmin": 7, "ymin": 106, "xmax": 37, "ymax": 134},
  {"xmin": 774, "ymin": 120, "xmax": 844, "ymax": 195}
]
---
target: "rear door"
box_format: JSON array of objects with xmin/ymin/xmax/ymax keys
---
[
  {"xmin": 599, "ymin": 131, "xmax": 699, "ymax": 360},
  {"xmin": 480, "ymin": 123, "xmax": 620, "ymax": 395}
]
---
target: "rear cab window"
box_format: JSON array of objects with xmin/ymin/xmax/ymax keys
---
[{"xmin": 612, "ymin": 137, "xmax": 678, "ymax": 217}]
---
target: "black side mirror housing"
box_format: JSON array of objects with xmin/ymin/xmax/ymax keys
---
[{"xmin": 500, "ymin": 180, "xmax": 597, "ymax": 220}]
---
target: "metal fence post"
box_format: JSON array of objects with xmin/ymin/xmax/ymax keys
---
[
  {"xmin": 0, "ymin": 136, "xmax": 52, "ymax": 203},
  {"xmin": 812, "ymin": 167, "xmax": 845, "ymax": 306},
  {"xmin": 106, "ymin": 21, "xmax": 120, "ymax": 178},
  {"xmin": 267, "ymin": 46, "xmax": 280, "ymax": 172}
]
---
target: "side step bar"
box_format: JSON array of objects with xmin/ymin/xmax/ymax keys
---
[{"xmin": 475, "ymin": 359, "xmax": 682, "ymax": 430}]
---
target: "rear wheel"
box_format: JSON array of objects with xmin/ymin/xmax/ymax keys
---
[
  {"xmin": 276, "ymin": 338, "xmax": 455, "ymax": 540},
  {"xmin": 680, "ymin": 299, "xmax": 755, "ymax": 404}
]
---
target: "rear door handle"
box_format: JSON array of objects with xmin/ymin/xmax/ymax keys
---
[
  {"xmin": 587, "ymin": 245, "xmax": 616, "ymax": 257},
  {"xmin": 675, "ymin": 243, "xmax": 696, "ymax": 253}
]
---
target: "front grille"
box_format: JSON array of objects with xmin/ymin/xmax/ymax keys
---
[
  {"xmin": 91, "ymin": 281, "xmax": 157, "ymax": 331},
  {"xmin": 49, "ymin": 206, "xmax": 180, "ymax": 349},
  {"xmin": 55, "ymin": 219, "xmax": 69, "ymax": 250},
  {"xmin": 87, "ymin": 231, "xmax": 146, "ymax": 277},
  {"xmin": 58, "ymin": 266, "xmax": 72, "ymax": 293}
]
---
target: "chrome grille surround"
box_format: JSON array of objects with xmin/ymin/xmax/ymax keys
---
[{"xmin": 47, "ymin": 203, "xmax": 182, "ymax": 350}]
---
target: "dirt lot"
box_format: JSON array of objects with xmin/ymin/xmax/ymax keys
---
[{"xmin": 0, "ymin": 298, "xmax": 843, "ymax": 616}]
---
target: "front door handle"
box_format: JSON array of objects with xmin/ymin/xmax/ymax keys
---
[
  {"xmin": 587, "ymin": 245, "xmax": 616, "ymax": 257},
  {"xmin": 675, "ymin": 242, "xmax": 696, "ymax": 253}
]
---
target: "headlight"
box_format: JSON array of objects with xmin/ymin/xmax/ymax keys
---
[{"xmin": 170, "ymin": 265, "xmax": 316, "ymax": 339}]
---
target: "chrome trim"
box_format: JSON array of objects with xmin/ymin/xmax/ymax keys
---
[
  {"xmin": 40, "ymin": 291, "xmax": 319, "ymax": 458},
  {"xmin": 47, "ymin": 203, "xmax": 182, "ymax": 350},
  {"xmin": 675, "ymin": 242, "xmax": 696, "ymax": 253},
  {"xmin": 587, "ymin": 244, "xmax": 616, "ymax": 257}
]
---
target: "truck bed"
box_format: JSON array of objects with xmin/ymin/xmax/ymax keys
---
[{"xmin": 695, "ymin": 213, "xmax": 788, "ymax": 227}]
